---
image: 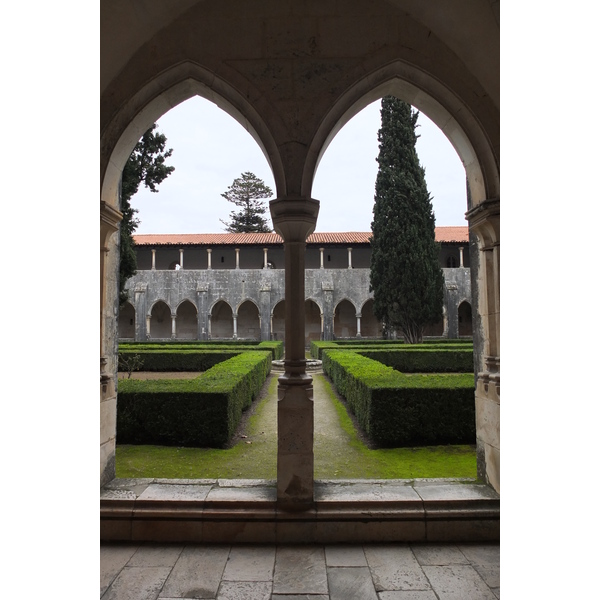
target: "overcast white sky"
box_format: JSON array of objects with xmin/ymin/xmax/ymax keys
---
[{"xmin": 130, "ymin": 96, "xmax": 467, "ymax": 234}]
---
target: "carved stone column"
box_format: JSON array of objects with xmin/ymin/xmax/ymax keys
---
[
  {"xmin": 466, "ymin": 197, "xmax": 500, "ymax": 493},
  {"xmin": 100, "ymin": 201, "xmax": 122, "ymax": 486},
  {"xmin": 270, "ymin": 197, "xmax": 319, "ymax": 509}
]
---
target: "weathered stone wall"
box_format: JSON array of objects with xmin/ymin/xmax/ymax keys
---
[{"xmin": 122, "ymin": 264, "xmax": 472, "ymax": 343}]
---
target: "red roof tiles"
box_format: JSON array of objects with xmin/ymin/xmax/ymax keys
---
[{"xmin": 133, "ymin": 227, "xmax": 468, "ymax": 246}]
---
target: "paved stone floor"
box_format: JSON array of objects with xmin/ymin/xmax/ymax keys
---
[{"xmin": 101, "ymin": 542, "xmax": 500, "ymax": 599}]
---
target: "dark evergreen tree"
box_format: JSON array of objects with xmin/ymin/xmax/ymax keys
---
[
  {"xmin": 369, "ymin": 96, "xmax": 444, "ymax": 343},
  {"xmin": 119, "ymin": 124, "xmax": 175, "ymax": 306},
  {"xmin": 220, "ymin": 171, "xmax": 273, "ymax": 233}
]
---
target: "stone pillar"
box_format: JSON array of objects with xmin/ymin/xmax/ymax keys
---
[
  {"xmin": 100, "ymin": 201, "xmax": 122, "ymax": 486},
  {"xmin": 445, "ymin": 284, "xmax": 459, "ymax": 339},
  {"xmin": 171, "ymin": 314, "xmax": 177, "ymax": 339},
  {"xmin": 459, "ymin": 246, "xmax": 464, "ymax": 268},
  {"xmin": 467, "ymin": 198, "xmax": 500, "ymax": 493},
  {"xmin": 145, "ymin": 314, "xmax": 151, "ymax": 339},
  {"xmin": 270, "ymin": 197, "xmax": 319, "ymax": 509},
  {"xmin": 347, "ymin": 247, "xmax": 353, "ymax": 269},
  {"xmin": 263, "ymin": 248, "xmax": 269, "ymax": 269},
  {"xmin": 207, "ymin": 248, "xmax": 212, "ymax": 270},
  {"xmin": 319, "ymin": 248, "xmax": 324, "ymax": 269},
  {"xmin": 151, "ymin": 249, "xmax": 156, "ymax": 270},
  {"xmin": 322, "ymin": 281, "xmax": 334, "ymax": 341},
  {"xmin": 133, "ymin": 284, "xmax": 146, "ymax": 341},
  {"xmin": 179, "ymin": 248, "xmax": 184, "ymax": 269},
  {"xmin": 233, "ymin": 314, "xmax": 238, "ymax": 339},
  {"xmin": 196, "ymin": 285, "xmax": 208, "ymax": 340},
  {"xmin": 356, "ymin": 313, "xmax": 362, "ymax": 338},
  {"xmin": 235, "ymin": 248, "xmax": 240, "ymax": 269},
  {"xmin": 260, "ymin": 284, "xmax": 271, "ymax": 341},
  {"xmin": 207, "ymin": 314, "xmax": 212, "ymax": 339}
]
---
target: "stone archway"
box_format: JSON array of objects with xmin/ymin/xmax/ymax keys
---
[
  {"xmin": 334, "ymin": 299, "xmax": 357, "ymax": 339},
  {"xmin": 271, "ymin": 300, "xmax": 285, "ymax": 342},
  {"xmin": 237, "ymin": 300, "xmax": 260, "ymax": 340},
  {"xmin": 176, "ymin": 300, "xmax": 197, "ymax": 339},
  {"xmin": 305, "ymin": 299, "xmax": 322, "ymax": 347},
  {"xmin": 458, "ymin": 301, "xmax": 473, "ymax": 337},
  {"xmin": 101, "ymin": 1, "xmax": 499, "ymax": 498},
  {"xmin": 210, "ymin": 300, "xmax": 233, "ymax": 339},
  {"xmin": 360, "ymin": 299, "xmax": 382, "ymax": 338},
  {"xmin": 118, "ymin": 302, "xmax": 135, "ymax": 340},
  {"xmin": 149, "ymin": 301, "xmax": 171, "ymax": 339}
]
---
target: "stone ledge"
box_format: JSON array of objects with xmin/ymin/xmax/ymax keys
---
[{"xmin": 101, "ymin": 478, "xmax": 499, "ymax": 543}]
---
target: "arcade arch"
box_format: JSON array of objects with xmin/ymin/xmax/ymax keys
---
[
  {"xmin": 149, "ymin": 300, "xmax": 171, "ymax": 339},
  {"xmin": 360, "ymin": 299, "xmax": 382, "ymax": 338},
  {"xmin": 271, "ymin": 300, "xmax": 285, "ymax": 342},
  {"xmin": 118, "ymin": 302, "xmax": 135, "ymax": 339},
  {"xmin": 237, "ymin": 300, "xmax": 260, "ymax": 340},
  {"xmin": 210, "ymin": 300, "xmax": 233, "ymax": 339},
  {"xmin": 176, "ymin": 300, "xmax": 198, "ymax": 339},
  {"xmin": 305, "ymin": 299, "xmax": 322, "ymax": 347},
  {"xmin": 101, "ymin": 2, "xmax": 499, "ymax": 500},
  {"xmin": 458, "ymin": 301, "xmax": 473, "ymax": 337},
  {"xmin": 334, "ymin": 299, "xmax": 357, "ymax": 339}
]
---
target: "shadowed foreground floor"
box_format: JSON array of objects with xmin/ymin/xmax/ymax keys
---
[{"xmin": 101, "ymin": 541, "xmax": 500, "ymax": 599}]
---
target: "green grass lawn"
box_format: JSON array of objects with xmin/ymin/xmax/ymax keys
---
[{"xmin": 116, "ymin": 373, "xmax": 477, "ymax": 480}]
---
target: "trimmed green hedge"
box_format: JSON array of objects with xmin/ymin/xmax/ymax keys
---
[
  {"xmin": 119, "ymin": 341, "xmax": 283, "ymax": 371},
  {"xmin": 358, "ymin": 348, "xmax": 473, "ymax": 373},
  {"xmin": 117, "ymin": 351, "xmax": 271, "ymax": 447},
  {"xmin": 322, "ymin": 349, "xmax": 475, "ymax": 447},
  {"xmin": 310, "ymin": 340, "xmax": 473, "ymax": 367}
]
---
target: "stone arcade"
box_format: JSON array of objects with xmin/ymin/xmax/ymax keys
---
[
  {"xmin": 101, "ymin": 0, "xmax": 499, "ymax": 542},
  {"xmin": 119, "ymin": 228, "xmax": 473, "ymax": 344}
]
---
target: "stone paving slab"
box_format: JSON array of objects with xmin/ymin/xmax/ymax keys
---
[
  {"xmin": 126, "ymin": 546, "xmax": 184, "ymax": 568},
  {"xmin": 421, "ymin": 564, "xmax": 498, "ymax": 599},
  {"xmin": 327, "ymin": 566, "xmax": 378, "ymax": 600},
  {"xmin": 377, "ymin": 591, "xmax": 438, "ymax": 599},
  {"xmin": 100, "ymin": 545, "xmax": 139, "ymax": 596},
  {"xmin": 325, "ymin": 545, "xmax": 368, "ymax": 566},
  {"xmin": 411, "ymin": 544, "xmax": 469, "ymax": 565},
  {"xmin": 215, "ymin": 580, "xmax": 272, "ymax": 600},
  {"xmin": 222, "ymin": 546, "xmax": 276, "ymax": 581},
  {"xmin": 102, "ymin": 566, "xmax": 172, "ymax": 600},
  {"xmin": 159, "ymin": 545, "xmax": 230, "ymax": 599},
  {"xmin": 364, "ymin": 545, "xmax": 432, "ymax": 592},
  {"xmin": 272, "ymin": 546, "xmax": 328, "ymax": 595}
]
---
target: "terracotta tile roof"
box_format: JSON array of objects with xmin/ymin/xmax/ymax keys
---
[
  {"xmin": 133, "ymin": 227, "xmax": 468, "ymax": 246},
  {"xmin": 432, "ymin": 226, "xmax": 469, "ymax": 243}
]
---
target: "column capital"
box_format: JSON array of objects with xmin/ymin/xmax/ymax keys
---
[{"xmin": 269, "ymin": 197, "xmax": 319, "ymax": 242}]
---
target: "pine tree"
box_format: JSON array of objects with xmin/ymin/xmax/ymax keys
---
[
  {"xmin": 119, "ymin": 124, "xmax": 175, "ymax": 306},
  {"xmin": 369, "ymin": 96, "xmax": 444, "ymax": 343},
  {"xmin": 220, "ymin": 172, "xmax": 273, "ymax": 233}
]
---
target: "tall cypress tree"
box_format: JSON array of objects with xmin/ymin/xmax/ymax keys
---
[{"xmin": 369, "ymin": 96, "xmax": 444, "ymax": 343}]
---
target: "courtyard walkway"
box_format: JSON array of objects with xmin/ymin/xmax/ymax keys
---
[{"xmin": 101, "ymin": 541, "xmax": 500, "ymax": 599}]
